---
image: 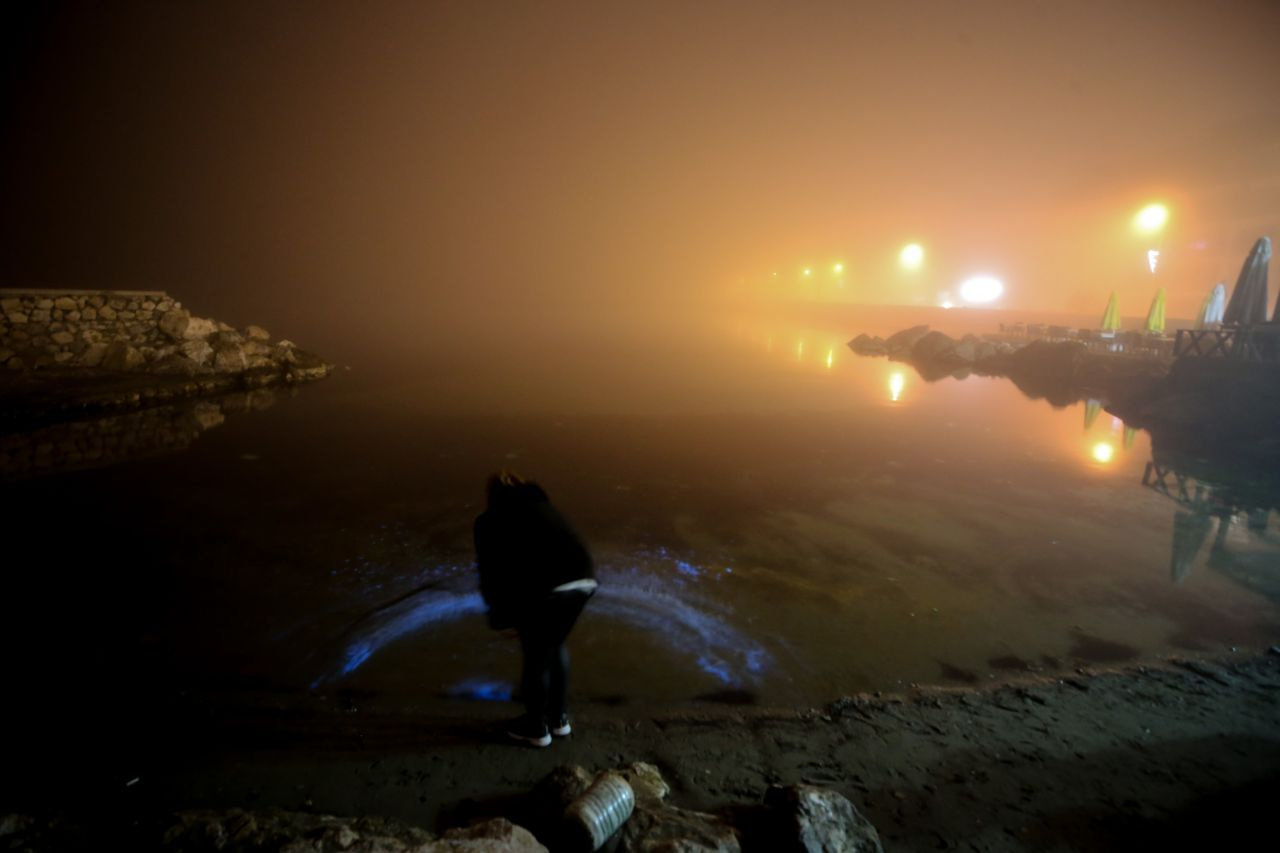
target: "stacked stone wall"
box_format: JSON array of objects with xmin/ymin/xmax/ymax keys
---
[{"xmin": 0, "ymin": 289, "xmax": 328, "ymax": 380}]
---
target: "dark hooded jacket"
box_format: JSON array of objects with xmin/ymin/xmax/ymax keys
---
[{"xmin": 475, "ymin": 482, "xmax": 594, "ymax": 630}]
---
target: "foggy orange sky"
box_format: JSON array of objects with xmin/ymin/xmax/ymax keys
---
[{"xmin": 2, "ymin": 1, "xmax": 1278, "ymax": 358}]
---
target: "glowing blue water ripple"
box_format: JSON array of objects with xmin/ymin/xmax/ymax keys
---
[
  {"xmin": 444, "ymin": 677, "xmax": 513, "ymax": 702},
  {"xmin": 311, "ymin": 590, "xmax": 486, "ymax": 687},
  {"xmin": 314, "ymin": 553, "xmax": 773, "ymax": 690}
]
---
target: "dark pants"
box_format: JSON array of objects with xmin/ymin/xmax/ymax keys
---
[{"xmin": 517, "ymin": 589, "xmax": 592, "ymax": 724}]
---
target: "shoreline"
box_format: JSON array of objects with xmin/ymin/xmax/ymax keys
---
[{"xmin": 4, "ymin": 648, "xmax": 1277, "ymax": 850}]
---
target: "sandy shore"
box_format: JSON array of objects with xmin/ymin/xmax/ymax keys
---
[{"xmin": 4, "ymin": 650, "xmax": 1278, "ymax": 850}]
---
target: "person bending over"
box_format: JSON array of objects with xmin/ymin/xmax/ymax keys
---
[{"xmin": 475, "ymin": 471, "xmax": 597, "ymax": 747}]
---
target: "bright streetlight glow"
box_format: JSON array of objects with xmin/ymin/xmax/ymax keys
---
[
  {"xmin": 1135, "ymin": 203, "xmax": 1169, "ymax": 233},
  {"xmin": 802, "ymin": 268, "xmax": 812, "ymax": 277},
  {"xmin": 1091, "ymin": 442, "xmax": 1115, "ymax": 464},
  {"xmin": 833, "ymin": 262, "xmax": 844, "ymax": 274},
  {"xmin": 959, "ymin": 275, "xmax": 1004, "ymax": 304},
  {"xmin": 899, "ymin": 243, "xmax": 924, "ymax": 269}
]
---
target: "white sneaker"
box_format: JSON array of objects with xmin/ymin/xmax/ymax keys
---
[
  {"xmin": 505, "ymin": 717, "xmax": 552, "ymax": 748},
  {"xmin": 550, "ymin": 715, "xmax": 572, "ymax": 737}
]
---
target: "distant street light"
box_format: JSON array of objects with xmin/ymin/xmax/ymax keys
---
[
  {"xmin": 959, "ymin": 275, "xmax": 1004, "ymax": 304},
  {"xmin": 802, "ymin": 268, "xmax": 812, "ymax": 277},
  {"xmin": 833, "ymin": 262, "xmax": 844, "ymax": 274},
  {"xmin": 1135, "ymin": 203, "xmax": 1169, "ymax": 233},
  {"xmin": 899, "ymin": 243, "xmax": 924, "ymax": 269}
]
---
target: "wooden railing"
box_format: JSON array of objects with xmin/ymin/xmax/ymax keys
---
[
  {"xmin": 1174, "ymin": 328, "xmax": 1235, "ymax": 358},
  {"xmin": 1174, "ymin": 326, "xmax": 1280, "ymax": 362}
]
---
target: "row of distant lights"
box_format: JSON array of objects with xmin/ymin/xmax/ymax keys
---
[{"xmin": 779, "ymin": 243, "xmax": 1005, "ymax": 307}]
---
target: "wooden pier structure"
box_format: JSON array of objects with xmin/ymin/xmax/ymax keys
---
[{"xmin": 1173, "ymin": 325, "xmax": 1280, "ymax": 363}]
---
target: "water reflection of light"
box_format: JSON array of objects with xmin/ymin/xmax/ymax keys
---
[
  {"xmin": 889, "ymin": 372, "xmax": 905, "ymax": 402},
  {"xmin": 1092, "ymin": 442, "xmax": 1115, "ymax": 464},
  {"xmin": 826, "ymin": 348, "xmax": 834, "ymax": 370}
]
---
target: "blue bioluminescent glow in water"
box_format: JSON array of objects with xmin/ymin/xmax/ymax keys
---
[
  {"xmin": 443, "ymin": 677, "xmax": 513, "ymax": 702},
  {"xmin": 314, "ymin": 552, "xmax": 774, "ymax": 691},
  {"xmin": 311, "ymin": 589, "xmax": 487, "ymax": 687}
]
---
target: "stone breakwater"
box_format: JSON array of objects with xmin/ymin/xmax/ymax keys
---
[{"xmin": 0, "ymin": 288, "xmax": 330, "ymax": 381}]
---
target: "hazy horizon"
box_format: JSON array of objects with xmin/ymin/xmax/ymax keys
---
[{"xmin": 3, "ymin": 1, "xmax": 1278, "ymax": 365}]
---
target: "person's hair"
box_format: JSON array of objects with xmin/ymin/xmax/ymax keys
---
[{"xmin": 486, "ymin": 469, "xmax": 536, "ymax": 508}]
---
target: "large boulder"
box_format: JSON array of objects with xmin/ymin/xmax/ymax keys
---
[
  {"xmin": 911, "ymin": 330, "xmax": 958, "ymax": 362},
  {"xmin": 285, "ymin": 348, "xmax": 333, "ymax": 382},
  {"xmin": 883, "ymin": 324, "xmax": 930, "ymax": 356},
  {"xmin": 847, "ymin": 334, "xmax": 887, "ymax": 356},
  {"xmin": 150, "ymin": 353, "xmax": 204, "ymax": 376},
  {"xmin": 763, "ymin": 785, "xmax": 883, "ymax": 853},
  {"xmin": 210, "ymin": 329, "xmax": 245, "ymax": 350},
  {"xmin": 213, "ymin": 346, "xmax": 248, "ymax": 373},
  {"xmin": 77, "ymin": 342, "xmax": 109, "ymax": 368},
  {"xmin": 616, "ymin": 804, "xmax": 740, "ymax": 853},
  {"xmin": 210, "ymin": 330, "xmax": 249, "ymax": 372},
  {"xmin": 181, "ymin": 339, "xmax": 214, "ymax": 366},
  {"xmin": 158, "ymin": 309, "xmax": 191, "ymax": 340},
  {"xmin": 1003, "ymin": 339, "xmax": 1090, "ymax": 406},
  {"xmin": 429, "ymin": 818, "xmax": 548, "ymax": 852},
  {"xmin": 618, "ymin": 763, "xmax": 670, "ymax": 809},
  {"xmin": 183, "ymin": 316, "xmax": 218, "ymax": 340},
  {"xmin": 530, "ymin": 765, "xmax": 594, "ymax": 813},
  {"xmin": 951, "ymin": 339, "xmax": 978, "ymax": 362},
  {"xmin": 100, "ymin": 341, "xmax": 143, "ymax": 371}
]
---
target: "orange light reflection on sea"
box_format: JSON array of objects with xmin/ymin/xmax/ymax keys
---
[{"xmin": 889, "ymin": 371, "xmax": 905, "ymax": 402}]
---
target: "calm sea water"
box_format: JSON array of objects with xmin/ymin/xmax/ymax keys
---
[{"xmin": 4, "ymin": 307, "xmax": 1278, "ymax": 714}]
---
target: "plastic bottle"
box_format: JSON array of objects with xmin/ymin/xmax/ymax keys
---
[{"xmin": 564, "ymin": 772, "xmax": 636, "ymax": 851}]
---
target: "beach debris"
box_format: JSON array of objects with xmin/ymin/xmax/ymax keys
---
[
  {"xmin": 565, "ymin": 773, "xmax": 635, "ymax": 851},
  {"xmin": 764, "ymin": 784, "xmax": 884, "ymax": 853}
]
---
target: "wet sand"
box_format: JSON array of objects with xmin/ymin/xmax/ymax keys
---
[{"xmin": 5, "ymin": 651, "xmax": 1278, "ymax": 850}]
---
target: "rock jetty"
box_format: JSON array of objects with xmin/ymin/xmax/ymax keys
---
[
  {"xmin": 0, "ymin": 289, "xmax": 332, "ymax": 430},
  {"xmin": 0, "ymin": 289, "xmax": 330, "ymax": 382},
  {"xmin": 849, "ymin": 324, "xmax": 1170, "ymax": 402}
]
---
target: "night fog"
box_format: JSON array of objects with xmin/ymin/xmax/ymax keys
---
[
  {"xmin": 3, "ymin": 3, "xmax": 1280, "ymax": 850},
  {"xmin": 4, "ymin": 1, "xmax": 1279, "ymax": 367}
]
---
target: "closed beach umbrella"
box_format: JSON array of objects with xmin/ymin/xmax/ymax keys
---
[
  {"xmin": 1144, "ymin": 288, "xmax": 1166, "ymax": 333},
  {"xmin": 1197, "ymin": 282, "xmax": 1227, "ymax": 328},
  {"xmin": 1195, "ymin": 292, "xmax": 1212, "ymax": 330},
  {"xmin": 1170, "ymin": 509, "xmax": 1213, "ymax": 583},
  {"xmin": 1083, "ymin": 398, "xmax": 1102, "ymax": 430},
  {"xmin": 1100, "ymin": 292, "xmax": 1121, "ymax": 333},
  {"xmin": 1223, "ymin": 237, "xmax": 1271, "ymax": 325}
]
